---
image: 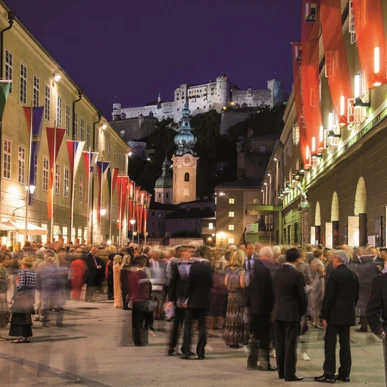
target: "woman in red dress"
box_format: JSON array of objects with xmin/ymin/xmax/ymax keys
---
[{"xmin": 71, "ymin": 254, "xmax": 86, "ymax": 301}]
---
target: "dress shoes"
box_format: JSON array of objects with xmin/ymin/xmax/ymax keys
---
[
  {"xmin": 258, "ymin": 364, "xmax": 278, "ymax": 371},
  {"xmin": 314, "ymin": 375, "xmax": 336, "ymax": 383},
  {"xmin": 180, "ymin": 354, "xmax": 192, "ymax": 360},
  {"xmin": 285, "ymin": 375, "xmax": 304, "ymax": 382},
  {"xmin": 197, "ymin": 355, "xmax": 205, "ymax": 360},
  {"xmin": 335, "ymin": 375, "xmax": 350, "ymax": 382}
]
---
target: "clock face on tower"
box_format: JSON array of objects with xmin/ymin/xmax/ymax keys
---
[{"xmin": 185, "ymin": 157, "xmax": 190, "ymax": 163}]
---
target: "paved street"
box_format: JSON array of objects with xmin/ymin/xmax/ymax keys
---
[{"xmin": 0, "ymin": 300, "xmax": 385, "ymax": 387}]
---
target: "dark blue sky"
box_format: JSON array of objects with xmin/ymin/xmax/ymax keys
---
[{"xmin": 5, "ymin": 0, "xmax": 301, "ymax": 117}]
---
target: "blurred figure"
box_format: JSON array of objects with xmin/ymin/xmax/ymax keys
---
[
  {"xmin": 33, "ymin": 251, "xmax": 49, "ymax": 321},
  {"xmin": 130, "ymin": 256, "xmax": 151, "ymax": 346},
  {"xmin": 113, "ymin": 255, "xmax": 123, "ymax": 309},
  {"xmin": 366, "ymin": 268, "xmax": 387, "ymax": 385},
  {"xmin": 70, "ymin": 253, "xmax": 86, "ymax": 301},
  {"xmin": 85, "ymin": 247, "xmax": 101, "ymax": 302},
  {"xmin": 0, "ymin": 254, "xmax": 10, "ymax": 340},
  {"xmin": 9, "ymin": 257, "xmax": 36, "ymax": 343},
  {"xmin": 315, "ymin": 250, "xmax": 359, "ymax": 384},
  {"xmin": 167, "ymin": 246, "xmax": 192, "ymax": 356},
  {"xmin": 120, "ymin": 255, "xmax": 132, "ymax": 310},
  {"xmin": 260, "ymin": 246, "xmax": 281, "ymax": 277},
  {"xmin": 106, "ymin": 254, "xmax": 114, "ymax": 300},
  {"xmin": 224, "ymin": 249, "xmax": 248, "ymax": 348},
  {"xmin": 181, "ymin": 253, "xmax": 213, "ymax": 360},
  {"xmin": 6, "ymin": 253, "xmax": 18, "ymax": 304},
  {"xmin": 310, "ymin": 250, "xmax": 325, "ymax": 329},
  {"xmin": 355, "ymin": 250, "xmax": 379, "ymax": 332},
  {"xmin": 36, "ymin": 251, "xmax": 66, "ymax": 327},
  {"xmin": 246, "ymin": 256, "xmax": 275, "ymax": 371},
  {"xmin": 273, "ymin": 248, "xmax": 307, "ymax": 382}
]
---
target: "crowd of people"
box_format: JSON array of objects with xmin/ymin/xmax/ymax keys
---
[{"xmin": 0, "ymin": 240, "xmax": 386, "ymax": 383}]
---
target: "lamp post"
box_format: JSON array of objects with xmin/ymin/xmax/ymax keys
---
[
  {"xmin": 219, "ymin": 231, "xmax": 224, "ymax": 247},
  {"xmin": 24, "ymin": 185, "xmax": 35, "ymax": 243},
  {"xmin": 130, "ymin": 219, "xmax": 136, "ymax": 243}
]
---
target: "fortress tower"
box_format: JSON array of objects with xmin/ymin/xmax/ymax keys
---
[{"xmin": 172, "ymin": 103, "xmax": 198, "ymax": 204}]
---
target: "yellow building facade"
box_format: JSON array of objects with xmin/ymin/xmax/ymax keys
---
[{"xmin": 0, "ymin": 3, "xmax": 131, "ymax": 245}]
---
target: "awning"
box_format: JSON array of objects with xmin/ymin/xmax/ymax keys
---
[{"xmin": 0, "ymin": 220, "xmax": 48, "ymax": 235}]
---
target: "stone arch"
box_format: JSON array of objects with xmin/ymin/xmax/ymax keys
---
[
  {"xmin": 315, "ymin": 201, "xmax": 321, "ymax": 226},
  {"xmin": 331, "ymin": 192, "xmax": 339, "ymax": 221},
  {"xmin": 354, "ymin": 177, "xmax": 367, "ymax": 215}
]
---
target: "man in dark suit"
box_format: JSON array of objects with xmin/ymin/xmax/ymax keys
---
[
  {"xmin": 246, "ymin": 258, "xmax": 276, "ymax": 371},
  {"xmin": 315, "ymin": 250, "xmax": 360, "ymax": 383},
  {"xmin": 366, "ymin": 271, "xmax": 387, "ymax": 384},
  {"xmin": 167, "ymin": 246, "xmax": 192, "ymax": 356},
  {"xmin": 85, "ymin": 247, "xmax": 101, "ymax": 302},
  {"xmin": 244, "ymin": 242, "xmax": 255, "ymax": 285},
  {"xmin": 273, "ymin": 248, "xmax": 307, "ymax": 382},
  {"xmin": 181, "ymin": 256, "xmax": 213, "ymax": 360}
]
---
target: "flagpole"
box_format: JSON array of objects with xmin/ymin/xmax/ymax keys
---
[
  {"xmin": 87, "ymin": 147, "xmax": 91, "ymax": 244},
  {"xmin": 24, "ymin": 102, "xmax": 33, "ymax": 243},
  {"xmin": 50, "ymin": 121, "xmax": 57, "ymax": 243},
  {"xmin": 100, "ymin": 156, "xmax": 103, "ymax": 243},
  {"xmin": 70, "ymin": 149, "xmax": 75, "ymax": 243},
  {"xmin": 109, "ymin": 169, "xmax": 112, "ymax": 243}
]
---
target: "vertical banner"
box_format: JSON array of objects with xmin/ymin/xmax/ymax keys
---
[
  {"xmin": 46, "ymin": 127, "xmax": 66, "ymax": 219},
  {"xmin": 96, "ymin": 161, "xmax": 109, "ymax": 223},
  {"xmin": 128, "ymin": 180, "xmax": 135, "ymax": 230},
  {"xmin": 83, "ymin": 151, "xmax": 98, "ymax": 203},
  {"xmin": 301, "ymin": 0, "xmax": 322, "ymax": 157},
  {"xmin": 134, "ymin": 185, "xmax": 141, "ymax": 232},
  {"xmin": 321, "ymin": 0, "xmax": 352, "ymax": 127},
  {"xmin": 112, "ymin": 168, "xmax": 119, "ymax": 195},
  {"xmin": 138, "ymin": 190, "xmax": 146, "ymax": 236},
  {"xmin": 116, "ymin": 176, "xmax": 123, "ymax": 230},
  {"xmin": 120, "ymin": 177, "xmax": 129, "ymax": 230},
  {"xmin": 353, "ymin": 0, "xmax": 387, "ymax": 89},
  {"xmin": 325, "ymin": 222, "xmax": 333, "ymax": 249},
  {"xmin": 143, "ymin": 193, "xmax": 152, "ymax": 234},
  {"xmin": 0, "ymin": 80, "xmax": 11, "ymax": 119}
]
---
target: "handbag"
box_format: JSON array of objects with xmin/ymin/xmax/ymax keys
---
[{"xmin": 147, "ymin": 300, "xmax": 157, "ymax": 313}]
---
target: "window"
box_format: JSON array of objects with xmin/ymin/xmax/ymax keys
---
[
  {"xmin": 55, "ymin": 164, "xmax": 60, "ymax": 195},
  {"xmin": 184, "ymin": 172, "xmax": 190, "ymax": 182},
  {"xmin": 56, "ymin": 95, "xmax": 62, "ymax": 127},
  {"xmin": 79, "ymin": 175, "xmax": 84, "ymax": 202},
  {"xmin": 33, "ymin": 153, "xmax": 37, "ymax": 185},
  {"xmin": 229, "ymin": 211, "xmax": 235, "ymax": 217},
  {"xmin": 158, "ymin": 193, "xmax": 161, "ymax": 198},
  {"xmin": 229, "ymin": 198, "xmax": 235, "ymax": 204},
  {"xmin": 43, "ymin": 158, "xmax": 49, "ymax": 191},
  {"xmin": 44, "ymin": 85, "xmax": 50, "ymax": 121},
  {"xmin": 86, "ymin": 125, "xmax": 90, "ymax": 148},
  {"xmin": 74, "ymin": 113, "xmax": 78, "ymax": 139},
  {"xmin": 20, "ymin": 63, "xmax": 27, "ymax": 104},
  {"xmin": 64, "ymin": 167, "xmax": 69, "ymax": 198},
  {"xmin": 65, "ymin": 105, "xmax": 70, "ymax": 136},
  {"xmin": 5, "ymin": 50, "xmax": 12, "ymax": 94},
  {"xmin": 80, "ymin": 118, "xmax": 85, "ymax": 140},
  {"xmin": 33, "ymin": 75, "xmax": 40, "ymax": 106},
  {"xmin": 228, "ymin": 224, "xmax": 234, "ymax": 231},
  {"xmin": 166, "ymin": 192, "xmax": 169, "ymax": 198},
  {"xmin": 17, "ymin": 145, "xmax": 25, "ymax": 184},
  {"xmin": 292, "ymin": 123, "xmax": 300, "ymax": 145},
  {"xmin": 258, "ymin": 145, "xmax": 267, "ymax": 153},
  {"xmin": 3, "ymin": 139, "xmax": 11, "ymax": 179},
  {"xmin": 228, "ymin": 238, "xmax": 235, "ymax": 244},
  {"xmin": 208, "ymin": 222, "xmax": 214, "ymax": 230}
]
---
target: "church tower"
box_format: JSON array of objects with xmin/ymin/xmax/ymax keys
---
[
  {"xmin": 154, "ymin": 157, "xmax": 173, "ymax": 204},
  {"xmin": 172, "ymin": 103, "xmax": 198, "ymax": 204}
]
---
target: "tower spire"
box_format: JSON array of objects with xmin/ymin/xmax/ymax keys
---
[{"xmin": 174, "ymin": 102, "xmax": 197, "ymax": 156}]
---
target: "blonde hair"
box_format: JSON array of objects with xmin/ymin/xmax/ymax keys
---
[
  {"xmin": 229, "ymin": 249, "xmax": 244, "ymax": 267},
  {"xmin": 20, "ymin": 257, "xmax": 33, "ymax": 268},
  {"xmin": 113, "ymin": 254, "xmax": 122, "ymax": 265}
]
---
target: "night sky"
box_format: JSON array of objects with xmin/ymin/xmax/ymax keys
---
[{"xmin": 5, "ymin": 0, "xmax": 301, "ymax": 118}]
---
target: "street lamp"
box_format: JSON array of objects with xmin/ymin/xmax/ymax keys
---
[
  {"xmin": 130, "ymin": 219, "xmax": 136, "ymax": 243},
  {"xmin": 24, "ymin": 185, "xmax": 36, "ymax": 243},
  {"xmin": 218, "ymin": 231, "xmax": 224, "ymax": 247},
  {"xmin": 100, "ymin": 208, "xmax": 107, "ymax": 216}
]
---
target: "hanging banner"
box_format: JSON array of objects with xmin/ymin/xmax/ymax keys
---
[
  {"xmin": 23, "ymin": 106, "xmax": 44, "ymax": 203},
  {"xmin": 301, "ymin": 0, "xmax": 322, "ymax": 157},
  {"xmin": 96, "ymin": 161, "xmax": 109, "ymax": 223},
  {"xmin": 46, "ymin": 127, "xmax": 66, "ymax": 219},
  {"xmin": 134, "ymin": 185, "xmax": 141, "ymax": 228},
  {"xmin": 120, "ymin": 177, "xmax": 129, "ymax": 229},
  {"xmin": 116, "ymin": 176, "xmax": 123, "ymax": 230},
  {"xmin": 112, "ymin": 168, "xmax": 119, "ymax": 195},
  {"xmin": 321, "ymin": 0, "xmax": 352, "ymax": 127},
  {"xmin": 138, "ymin": 190, "xmax": 146, "ymax": 236},
  {"xmin": 128, "ymin": 180, "xmax": 135, "ymax": 230},
  {"xmin": 143, "ymin": 193, "xmax": 152, "ymax": 234},
  {"xmin": 83, "ymin": 151, "xmax": 98, "ymax": 191},
  {"xmin": 0, "ymin": 80, "xmax": 11, "ymax": 120},
  {"xmin": 353, "ymin": 0, "xmax": 387, "ymax": 89}
]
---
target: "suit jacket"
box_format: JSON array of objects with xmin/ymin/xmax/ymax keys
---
[
  {"xmin": 168, "ymin": 260, "xmax": 192, "ymax": 304},
  {"xmin": 366, "ymin": 272, "xmax": 387, "ymax": 336},
  {"xmin": 185, "ymin": 261, "xmax": 213, "ymax": 310},
  {"xmin": 86, "ymin": 253, "xmax": 97, "ymax": 284},
  {"xmin": 321, "ymin": 264, "xmax": 359, "ymax": 326},
  {"xmin": 273, "ymin": 264, "xmax": 307, "ymax": 322},
  {"xmin": 246, "ymin": 259, "xmax": 274, "ymax": 316}
]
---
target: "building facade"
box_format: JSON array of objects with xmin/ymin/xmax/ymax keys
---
[
  {"xmin": 112, "ymin": 75, "xmax": 283, "ymax": 123},
  {"xmin": 0, "ymin": 3, "xmax": 131, "ymax": 246},
  {"xmin": 261, "ymin": 0, "xmax": 387, "ymax": 248}
]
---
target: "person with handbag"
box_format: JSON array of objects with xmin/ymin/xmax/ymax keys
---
[{"xmin": 9, "ymin": 257, "xmax": 36, "ymax": 343}]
